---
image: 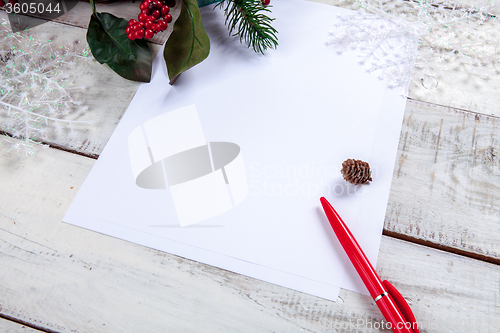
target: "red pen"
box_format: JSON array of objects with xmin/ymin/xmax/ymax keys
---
[{"xmin": 320, "ymin": 197, "xmax": 419, "ymax": 333}]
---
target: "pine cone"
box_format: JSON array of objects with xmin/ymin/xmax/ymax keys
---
[{"xmin": 341, "ymin": 159, "xmax": 372, "ymax": 185}]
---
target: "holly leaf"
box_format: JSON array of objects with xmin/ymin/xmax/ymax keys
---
[
  {"xmin": 164, "ymin": 0, "xmax": 210, "ymax": 84},
  {"xmin": 87, "ymin": 12, "xmax": 152, "ymax": 82}
]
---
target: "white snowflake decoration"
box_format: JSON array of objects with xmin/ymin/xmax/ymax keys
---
[
  {"xmin": 0, "ymin": 18, "xmax": 94, "ymax": 157},
  {"xmin": 326, "ymin": 12, "xmax": 423, "ymax": 94},
  {"xmin": 327, "ymin": 0, "xmax": 500, "ymax": 94}
]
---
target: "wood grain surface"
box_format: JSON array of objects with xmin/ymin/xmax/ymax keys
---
[
  {"xmin": 0, "ymin": 319, "xmax": 41, "ymax": 333},
  {"xmin": 0, "ymin": 11, "xmax": 141, "ymax": 158},
  {"xmin": 386, "ymin": 100, "xmax": 500, "ymax": 262},
  {"xmin": 1, "ymin": 141, "xmax": 499, "ymax": 332},
  {"xmin": 1, "ymin": 0, "xmax": 499, "ymax": 331}
]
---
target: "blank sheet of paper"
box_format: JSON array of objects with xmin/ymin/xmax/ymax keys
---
[{"xmin": 63, "ymin": 0, "xmax": 410, "ymax": 301}]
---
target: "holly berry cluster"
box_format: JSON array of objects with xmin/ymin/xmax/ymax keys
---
[{"xmin": 126, "ymin": 0, "xmax": 175, "ymax": 41}]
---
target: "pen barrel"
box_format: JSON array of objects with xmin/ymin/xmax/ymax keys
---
[
  {"xmin": 320, "ymin": 197, "xmax": 415, "ymax": 333},
  {"xmin": 324, "ymin": 204, "xmax": 386, "ymax": 298},
  {"xmin": 338, "ymin": 232, "xmax": 386, "ymax": 298},
  {"xmin": 377, "ymin": 296, "xmax": 415, "ymax": 333}
]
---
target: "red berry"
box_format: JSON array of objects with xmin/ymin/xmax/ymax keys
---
[
  {"xmin": 165, "ymin": 0, "xmax": 175, "ymax": 6},
  {"xmin": 155, "ymin": 0, "xmax": 162, "ymax": 7},
  {"xmin": 148, "ymin": 1, "xmax": 157, "ymax": 10},
  {"xmin": 133, "ymin": 23, "xmax": 142, "ymax": 31},
  {"xmin": 135, "ymin": 30, "xmax": 145, "ymax": 39},
  {"xmin": 147, "ymin": 15, "xmax": 155, "ymax": 22},
  {"xmin": 145, "ymin": 20, "xmax": 154, "ymax": 29},
  {"xmin": 160, "ymin": 5, "xmax": 169, "ymax": 15},
  {"xmin": 144, "ymin": 29, "xmax": 154, "ymax": 39},
  {"xmin": 128, "ymin": 19, "xmax": 138, "ymax": 26},
  {"xmin": 152, "ymin": 10, "xmax": 161, "ymax": 19},
  {"xmin": 137, "ymin": 22, "xmax": 145, "ymax": 29},
  {"xmin": 140, "ymin": 2, "xmax": 147, "ymax": 10},
  {"xmin": 141, "ymin": 8, "xmax": 151, "ymax": 15},
  {"xmin": 143, "ymin": 0, "xmax": 152, "ymax": 6},
  {"xmin": 138, "ymin": 13, "xmax": 148, "ymax": 22},
  {"xmin": 126, "ymin": 26, "xmax": 133, "ymax": 35},
  {"xmin": 262, "ymin": 0, "xmax": 270, "ymax": 5},
  {"xmin": 164, "ymin": 14, "xmax": 172, "ymax": 23},
  {"xmin": 158, "ymin": 20, "xmax": 167, "ymax": 31},
  {"xmin": 128, "ymin": 33, "xmax": 136, "ymax": 40}
]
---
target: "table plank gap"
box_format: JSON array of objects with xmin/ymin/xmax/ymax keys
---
[
  {"xmin": 0, "ymin": 131, "xmax": 99, "ymax": 160},
  {"xmin": 0, "ymin": 314, "xmax": 59, "ymax": 333},
  {"xmin": 407, "ymin": 97, "xmax": 500, "ymax": 121},
  {"xmin": 383, "ymin": 229, "xmax": 500, "ymax": 265}
]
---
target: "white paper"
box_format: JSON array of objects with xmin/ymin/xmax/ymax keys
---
[{"xmin": 63, "ymin": 0, "xmax": 409, "ymax": 301}]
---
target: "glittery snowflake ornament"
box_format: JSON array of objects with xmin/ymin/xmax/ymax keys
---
[
  {"xmin": 0, "ymin": 18, "xmax": 93, "ymax": 156},
  {"xmin": 327, "ymin": 0, "xmax": 500, "ymax": 94},
  {"xmin": 326, "ymin": 11, "xmax": 422, "ymax": 94}
]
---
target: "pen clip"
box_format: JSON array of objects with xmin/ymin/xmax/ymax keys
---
[{"xmin": 383, "ymin": 280, "xmax": 419, "ymax": 333}]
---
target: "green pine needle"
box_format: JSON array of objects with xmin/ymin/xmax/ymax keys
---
[{"xmin": 216, "ymin": 0, "xmax": 278, "ymax": 54}]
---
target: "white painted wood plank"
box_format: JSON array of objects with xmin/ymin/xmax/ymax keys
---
[
  {"xmin": 0, "ymin": 319, "xmax": 41, "ymax": 333},
  {"xmin": 408, "ymin": 20, "xmax": 500, "ymax": 117},
  {"xmin": 386, "ymin": 100, "xmax": 500, "ymax": 261},
  {"xmin": 0, "ymin": 10, "xmax": 141, "ymax": 157},
  {"xmin": 1, "ymin": 141, "xmax": 499, "ymax": 332},
  {"xmin": 0, "ymin": 10, "xmax": 161, "ymax": 157}
]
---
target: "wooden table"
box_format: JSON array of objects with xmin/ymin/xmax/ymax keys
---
[{"xmin": 1, "ymin": 1, "xmax": 499, "ymax": 332}]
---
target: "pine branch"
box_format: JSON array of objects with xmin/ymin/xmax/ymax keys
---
[{"xmin": 216, "ymin": 0, "xmax": 278, "ymax": 54}]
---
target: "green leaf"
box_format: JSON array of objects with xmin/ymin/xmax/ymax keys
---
[
  {"xmin": 164, "ymin": 0, "xmax": 210, "ymax": 84},
  {"xmin": 87, "ymin": 12, "xmax": 152, "ymax": 83}
]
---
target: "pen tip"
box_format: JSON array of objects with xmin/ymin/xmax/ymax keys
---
[{"xmin": 320, "ymin": 197, "xmax": 332, "ymax": 212}]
